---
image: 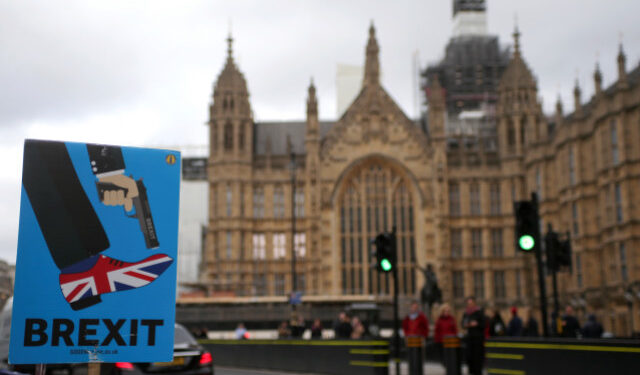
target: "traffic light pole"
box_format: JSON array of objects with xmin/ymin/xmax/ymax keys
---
[
  {"xmin": 532, "ymin": 193, "xmax": 549, "ymax": 337},
  {"xmin": 391, "ymin": 227, "xmax": 400, "ymax": 375}
]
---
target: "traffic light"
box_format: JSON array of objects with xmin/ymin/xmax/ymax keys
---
[
  {"xmin": 557, "ymin": 238, "xmax": 572, "ymax": 268},
  {"xmin": 545, "ymin": 229, "xmax": 572, "ymax": 272},
  {"xmin": 545, "ymin": 230, "xmax": 560, "ymax": 272},
  {"xmin": 372, "ymin": 232, "xmax": 396, "ymax": 272},
  {"xmin": 514, "ymin": 199, "xmax": 539, "ymax": 252}
]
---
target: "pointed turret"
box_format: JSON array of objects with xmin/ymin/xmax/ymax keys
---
[
  {"xmin": 363, "ymin": 22, "xmax": 380, "ymax": 87},
  {"xmin": 573, "ymin": 79, "xmax": 582, "ymax": 116},
  {"xmin": 427, "ymin": 75, "xmax": 446, "ymax": 139},
  {"xmin": 498, "ymin": 26, "xmax": 537, "ymax": 92},
  {"xmin": 617, "ymin": 43, "xmax": 628, "ymax": 87},
  {"xmin": 594, "ymin": 62, "xmax": 603, "ymax": 97},
  {"xmin": 209, "ymin": 33, "xmax": 253, "ymax": 161},
  {"xmin": 306, "ymin": 78, "xmax": 318, "ymax": 135},
  {"xmin": 497, "ymin": 26, "xmax": 542, "ymax": 155},
  {"xmin": 555, "ymin": 94, "xmax": 564, "ymax": 127},
  {"xmin": 428, "ymin": 75, "xmax": 445, "ymax": 110}
]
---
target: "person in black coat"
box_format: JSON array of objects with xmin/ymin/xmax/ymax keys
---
[
  {"xmin": 334, "ymin": 312, "xmax": 353, "ymax": 339},
  {"xmin": 523, "ymin": 314, "xmax": 539, "ymax": 337},
  {"xmin": 507, "ymin": 306, "xmax": 524, "ymax": 337},
  {"xmin": 561, "ymin": 306, "xmax": 581, "ymax": 338},
  {"xmin": 582, "ymin": 314, "xmax": 603, "ymax": 338},
  {"xmin": 488, "ymin": 309, "xmax": 506, "ymax": 336},
  {"xmin": 461, "ymin": 296, "xmax": 485, "ymax": 375}
]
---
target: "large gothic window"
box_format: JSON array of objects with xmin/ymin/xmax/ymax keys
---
[
  {"xmin": 339, "ymin": 163, "xmax": 416, "ymax": 296},
  {"xmin": 224, "ymin": 121, "xmax": 233, "ymax": 151}
]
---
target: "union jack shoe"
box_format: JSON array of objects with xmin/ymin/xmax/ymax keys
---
[{"xmin": 59, "ymin": 253, "xmax": 173, "ymax": 310}]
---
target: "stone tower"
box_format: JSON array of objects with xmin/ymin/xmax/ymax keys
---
[{"xmin": 204, "ymin": 34, "xmax": 253, "ymax": 292}]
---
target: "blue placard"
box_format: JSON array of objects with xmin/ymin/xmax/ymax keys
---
[{"xmin": 10, "ymin": 140, "xmax": 181, "ymax": 364}]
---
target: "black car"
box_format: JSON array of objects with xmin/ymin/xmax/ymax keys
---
[{"xmin": 106, "ymin": 323, "xmax": 213, "ymax": 375}]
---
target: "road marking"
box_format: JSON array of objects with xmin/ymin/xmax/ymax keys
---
[
  {"xmin": 349, "ymin": 349, "xmax": 390, "ymax": 355},
  {"xmin": 487, "ymin": 369, "xmax": 525, "ymax": 375},
  {"xmin": 349, "ymin": 360, "xmax": 388, "ymax": 367},
  {"xmin": 486, "ymin": 342, "xmax": 640, "ymax": 353},
  {"xmin": 486, "ymin": 353, "xmax": 524, "ymax": 360}
]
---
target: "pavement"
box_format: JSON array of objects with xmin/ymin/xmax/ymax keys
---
[{"xmin": 216, "ymin": 361, "xmax": 465, "ymax": 375}]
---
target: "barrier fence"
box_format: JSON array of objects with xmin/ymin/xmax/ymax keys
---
[
  {"xmin": 199, "ymin": 339, "xmax": 389, "ymax": 375},
  {"xmin": 485, "ymin": 337, "xmax": 640, "ymax": 375}
]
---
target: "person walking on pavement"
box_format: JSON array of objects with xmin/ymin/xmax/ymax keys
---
[
  {"xmin": 523, "ymin": 311, "xmax": 539, "ymax": 337},
  {"xmin": 311, "ymin": 319, "xmax": 323, "ymax": 339},
  {"xmin": 462, "ymin": 296, "xmax": 485, "ymax": 375},
  {"xmin": 507, "ymin": 306, "xmax": 524, "ymax": 337},
  {"xmin": 351, "ymin": 316, "xmax": 365, "ymax": 339},
  {"xmin": 582, "ymin": 314, "xmax": 604, "ymax": 338},
  {"xmin": 402, "ymin": 301, "xmax": 429, "ymax": 375},
  {"xmin": 334, "ymin": 312, "xmax": 353, "ymax": 339},
  {"xmin": 403, "ymin": 300, "xmax": 430, "ymax": 337},
  {"xmin": 434, "ymin": 303, "xmax": 457, "ymax": 364},
  {"xmin": 561, "ymin": 305, "xmax": 581, "ymax": 338},
  {"xmin": 488, "ymin": 308, "xmax": 506, "ymax": 337}
]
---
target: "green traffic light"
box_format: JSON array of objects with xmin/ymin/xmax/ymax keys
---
[
  {"xmin": 519, "ymin": 235, "xmax": 535, "ymax": 251},
  {"xmin": 380, "ymin": 258, "xmax": 392, "ymax": 271}
]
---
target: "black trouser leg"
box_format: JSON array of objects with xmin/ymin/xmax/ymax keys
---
[{"xmin": 22, "ymin": 140, "xmax": 110, "ymax": 309}]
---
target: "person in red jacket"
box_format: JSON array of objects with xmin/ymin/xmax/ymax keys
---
[
  {"xmin": 403, "ymin": 301, "xmax": 429, "ymax": 373},
  {"xmin": 434, "ymin": 303, "xmax": 458, "ymax": 363},
  {"xmin": 403, "ymin": 300, "xmax": 429, "ymax": 337}
]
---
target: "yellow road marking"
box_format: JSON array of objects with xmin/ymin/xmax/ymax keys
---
[
  {"xmin": 350, "ymin": 349, "xmax": 390, "ymax": 355},
  {"xmin": 486, "ymin": 353, "xmax": 524, "ymax": 360},
  {"xmin": 486, "ymin": 342, "xmax": 640, "ymax": 353},
  {"xmin": 487, "ymin": 369, "xmax": 525, "ymax": 375},
  {"xmin": 349, "ymin": 360, "xmax": 388, "ymax": 367}
]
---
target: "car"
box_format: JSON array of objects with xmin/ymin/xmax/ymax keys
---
[
  {"xmin": 0, "ymin": 297, "xmax": 74, "ymax": 375},
  {"xmin": 105, "ymin": 323, "xmax": 214, "ymax": 375}
]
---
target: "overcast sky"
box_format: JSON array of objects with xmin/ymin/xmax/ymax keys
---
[{"xmin": 0, "ymin": 0, "xmax": 639, "ymax": 263}]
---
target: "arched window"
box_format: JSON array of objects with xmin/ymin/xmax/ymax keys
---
[
  {"xmin": 273, "ymin": 185, "xmax": 284, "ymax": 218},
  {"xmin": 338, "ymin": 162, "xmax": 416, "ymax": 296},
  {"xmin": 507, "ymin": 120, "xmax": 516, "ymax": 150},
  {"xmin": 211, "ymin": 120, "xmax": 218, "ymax": 152},
  {"xmin": 238, "ymin": 122, "xmax": 245, "ymax": 151},
  {"xmin": 224, "ymin": 121, "xmax": 233, "ymax": 151}
]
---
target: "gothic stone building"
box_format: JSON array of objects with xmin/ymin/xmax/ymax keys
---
[{"xmin": 201, "ymin": 24, "xmax": 640, "ymax": 335}]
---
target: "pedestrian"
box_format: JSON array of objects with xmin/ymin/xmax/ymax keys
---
[
  {"xmin": 434, "ymin": 303, "xmax": 457, "ymax": 363},
  {"xmin": 278, "ymin": 321, "xmax": 290, "ymax": 339},
  {"xmin": 523, "ymin": 312, "xmax": 539, "ymax": 337},
  {"xmin": 351, "ymin": 316, "xmax": 365, "ymax": 339},
  {"xmin": 461, "ymin": 296, "xmax": 485, "ymax": 375},
  {"xmin": 402, "ymin": 301, "xmax": 429, "ymax": 374},
  {"xmin": 311, "ymin": 319, "xmax": 323, "ymax": 339},
  {"xmin": 334, "ymin": 311, "xmax": 353, "ymax": 339},
  {"xmin": 561, "ymin": 305, "xmax": 581, "ymax": 338},
  {"xmin": 290, "ymin": 314, "xmax": 306, "ymax": 338},
  {"xmin": 507, "ymin": 306, "xmax": 524, "ymax": 337},
  {"xmin": 234, "ymin": 323, "xmax": 248, "ymax": 340},
  {"xmin": 402, "ymin": 300, "xmax": 430, "ymax": 338},
  {"xmin": 488, "ymin": 308, "xmax": 506, "ymax": 337},
  {"xmin": 550, "ymin": 310, "xmax": 561, "ymax": 336},
  {"xmin": 582, "ymin": 314, "xmax": 603, "ymax": 338}
]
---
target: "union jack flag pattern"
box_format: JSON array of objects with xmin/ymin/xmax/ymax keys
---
[{"xmin": 59, "ymin": 253, "xmax": 173, "ymax": 304}]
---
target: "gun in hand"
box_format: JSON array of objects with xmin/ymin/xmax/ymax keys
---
[{"xmin": 96, "ymin": 179, "xmax": 160, "ymax": 249}]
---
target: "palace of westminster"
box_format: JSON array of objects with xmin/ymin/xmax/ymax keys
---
[{"xmin": 190, "ymin": 1, "xmax": 640, "ymax": 335}]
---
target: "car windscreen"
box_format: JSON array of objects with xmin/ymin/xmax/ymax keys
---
[{"xmin": 174, "ymin": 325, "xmax": 198, "ymax": 346}]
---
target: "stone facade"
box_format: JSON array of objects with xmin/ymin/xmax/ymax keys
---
[{"xmin": 201, "ymin": 25, "xmax": 640, "ymax": 336}]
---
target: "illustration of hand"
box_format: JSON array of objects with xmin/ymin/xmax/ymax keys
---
[{"xmin": 98, "ymin": 174, "xmax": 139, "ymax": 211}]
